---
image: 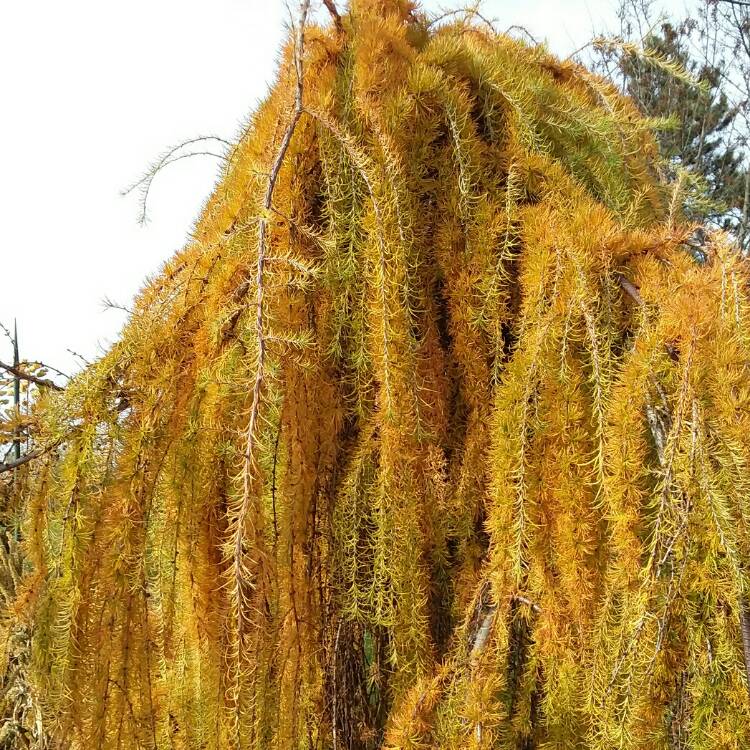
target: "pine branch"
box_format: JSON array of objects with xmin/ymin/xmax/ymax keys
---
[
  {"xmin": 121, "ymin": 136, "xmax": 231, "ymax": 224},
  {"xmin": 427, "ymin": 5, "xmax": 497, "ymax": 33},
  {"xmin": 322, "ymin": 0, "xmax": 343, "ymax": 32},
  {"xmin": 741, "ymin": 599, "xmax": 750, "ymax": 701},
  {"xmin": 0, "ymin": 361, "xmax": 64, "ymax": 391},
  {"xmin": 235, "ymin": 0, "xmax": 310, "ymax": 632},
  {"xmin": 0, "ymin": 449, "xmax": 43, "ymax": 474}
]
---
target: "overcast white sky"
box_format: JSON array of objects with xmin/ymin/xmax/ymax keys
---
[{"xmin": 0, "ymin": 0, "xmax": 690, "ymax": 376}]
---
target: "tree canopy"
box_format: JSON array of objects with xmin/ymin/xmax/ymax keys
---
[{"xmin": 4, "ymin": 1, "xmax": 750, "ymax": 748}]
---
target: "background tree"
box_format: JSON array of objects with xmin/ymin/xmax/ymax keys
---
[
  {"xmin": 0, "ymin": 324, "xmax": 64, "ymax": 750},
  {"xmin": 588, "ymin": 0, "xmax": 749, "ymax": 246},
  {"xmin": 708, "ymin": 0, "xmax": 750, "ymax": 249}
]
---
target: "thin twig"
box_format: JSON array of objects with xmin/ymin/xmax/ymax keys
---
[
  {"xmin": 0, "ymin": 321, "xmax": 15, "ymax": 346},
  {"xmin": 102, "ymin": 296, "xmax": 134, "ymax": 315},
  {"xmin": 504, "ymin": 24, "xmax": 539, "ymax": 45},
  {"xmin": 66, "ymin": 349, "xmax": 92, "ymax": 367},
  {"xmin": 26, "ymin": 360, "xmax": 69, "ymax": 380},
  {"xmin": 121, "ymin": 136, "xmax": 231, "ymax": 224},
  {"xmin": 427, "ymin": 5, "xmax": 497, "ymax": 33}
]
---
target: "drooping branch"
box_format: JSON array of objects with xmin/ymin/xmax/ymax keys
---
[
  {"xmin": 16, "ymin": 7, "xmax": 750, "ymax": 745},
  {"xmin": 121, "ymin": 136, "xmax": 231, "ymax": 223},
  {"xmin": 618, "ymin": 269, "xmax": 750, "ymax": 698},
  {"xmin": 234, "ymin": 0, "xmax": 311, "ymax": 631},
  {"xmin": 427, "ymin": 5, "xmax": 497, "ymax": 33}
]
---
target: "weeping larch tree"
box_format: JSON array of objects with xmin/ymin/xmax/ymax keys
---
[{"xmin": 5, "ymin": 0, "xmax": 750, "ymax": 747}]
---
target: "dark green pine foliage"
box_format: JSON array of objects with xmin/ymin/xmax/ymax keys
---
[{"xmin": 618, "ymin": 20, "xmax": 747, "ymax": 230}]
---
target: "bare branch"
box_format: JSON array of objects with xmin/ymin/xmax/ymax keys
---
[
  {"xmin": 0, "ymin": 321, "xmax": 15, "ymax": 347},
  {"xmin": 0, "ymin": 449, "xmax": 44, "ymax": 474},
  {"xmin": 322, "ymin": 0, "xmax": 343, "ymax": 32},
  {"xmin": 513, "ymin": 594, "xmax": 542, "ymax": 614},
  {"xmin": 504, "ymin": 24, "xmax": 539, "ymax": 45},
  {"xmin": 427, "ymin": 5, "xmax": 498, "ymax": 34},
  {"xmin": 102, "ymin": 296, "xmax": 133, "ymax": 315},
  {"xmin": 26, "ymin": 361, "xmax": 69, "ymax": 380},
  {"xmin": 66, "ymin": 348, "xmax": 92, "ymax": 367},
  {"xmin": 0, "ymin": 361, "xmax": 64, "ymax": 391}
]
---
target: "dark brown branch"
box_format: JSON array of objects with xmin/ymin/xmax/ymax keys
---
[
  {"xmin": 0, "ymin": 361, "xmax": 64, "ymax": 391},
  {"xmin": 616, "ymin": 273, "xmax": 645, "ymax": 306},
  {"xmin": 0, "ymin": 449, "xmax": 43, "ymax": 473},
  {"xmin": 322, "ymin": 0, "xmax": 343, "ymax": 32},
  {"xmin": 67, "ymin": 348, "xmax": 92, "ymax": 367},
  {"xmin": 513, "ymin": 594, "xmax": 542, "ymax": 614},
  {"xmin": 741, "ymin": 599, "xmax": 750, "ymax": 701}
]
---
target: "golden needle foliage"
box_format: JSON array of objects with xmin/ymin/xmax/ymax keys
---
[{"xmin": 10, "ymin": 2, "xmax": 750, "ymax": 747}]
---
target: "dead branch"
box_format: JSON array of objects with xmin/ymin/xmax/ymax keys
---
[
  {"xmin": 102, "ymin": 296, "xmax": 134, "ymax": 315},
  {"xmin": 505, "ymin": 24, "xmax": 539, "ymax": 45},
  {"xmin": 513, "ymin": 594, "xmax": 542, "ymax": 614},
  {"xmin": 66, "ymin": 348, "xmax": 92, "ymax": 367},
  {"xmin": 0, "ymin": 321, "xmax": 14, "ymax": 346}
]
